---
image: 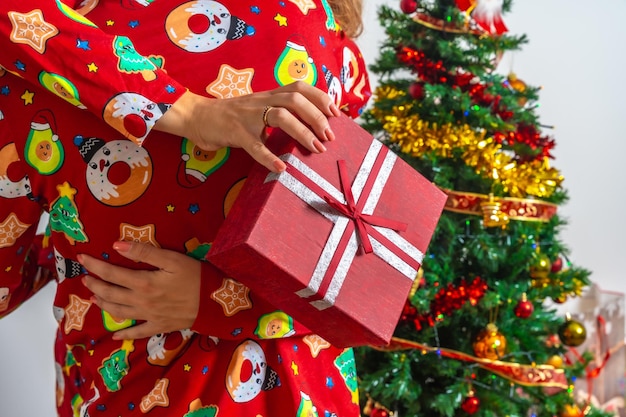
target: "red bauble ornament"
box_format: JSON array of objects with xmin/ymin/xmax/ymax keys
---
[
  {"xmin": 371, "ymin": 408, "xmax": 390, "ymax": 417},
  {"xmin": 514, "ymin": 293, "xmax": 534, "ymax": 318},
  {"xmin": 409, "ymin": 82, "xmax": 424, "ymax": 99},
  {"xmin": 551, "ymin": 256, "xmax": 563, "ymax": 273},
  {"xmin": 400, "ymin": 0, "xmax": 418, "ymax": 14},
  {"xmin": 461, "ymin": 396, "xmax": 480, "ymax": 414}
]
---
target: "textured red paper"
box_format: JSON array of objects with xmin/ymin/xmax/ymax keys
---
[{"xmin": 208, "ymin": 114, "xmax": 447, "ymax": 347}]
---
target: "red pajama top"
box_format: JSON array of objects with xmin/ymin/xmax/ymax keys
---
[{"xmin": 0, "ymin": 1, "xmax": 371, "ymax": 416}]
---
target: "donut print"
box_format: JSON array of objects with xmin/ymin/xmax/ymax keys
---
[
  {"xmin": 225, "ymin": 340, "xmax": 269, "ymax": 403},
  {"xmin": 74, "ymin": 136, "xmax": 153, "ymax": 206},
  {"xmin": 165, "ymin": 0, "xmax": 253, "ymax": 53}
]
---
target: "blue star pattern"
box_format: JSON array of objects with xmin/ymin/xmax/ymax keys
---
[
  {"xmin": 165, "ymin": 84, "xmax": 176, "ymax": 94},
  {"xmin": 188, "ymin": 203, "xmax": 200, "ymax": 214},
  {"xmin": 76, "ymin": 38, "xmax": 91, "ymax": 51},
  {"xmin": 14, "ymin": 60, "xmax": 25, "ymax": 71},
  {"xmin": 128, "ymin": 20, "xmax": 140, "ymax": 28},
  {"xmin": 325, "ymin": 376, "xmax": 334, "ymax": 389},
  {"xmin": 0, "ymin": 86, "xmax": 9, "ymax": 96},
  {"xmin": 250, "ymin": 5, "xmax": 260, "ymax": 14}
]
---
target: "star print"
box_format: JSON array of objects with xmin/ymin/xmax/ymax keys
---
[
  {"xmin": 20, "ymin": 90, "xmax": 34, "ymax": 104},
  {"xmin": 291, "ymin": 361, "xmax": 299, "ymax": 375},
  {"xmin": 326, "ymin": 377, "xmax": 334, "ymax": 389},
  {"xmin": 119, "ymin": 223, "xmax": 160, "ymax": 247},
  {"xmin": 96, "ymin": 405, "xmax": 106, "ymax": 411},
  {"xmin": 63, "ymin": 294, "xmax": 91, "ymax": 333},
  {"xmin": 188, "ymin": 203, "xmax": 200, "ymax": 214},
  {"xmin": 128, "ymin": 20, "xmax": 139, "ymax": 28},
  {"xmin": 88, "ymin": 350, "xmax": 94, "ymax": 356},
  {"xmin": 76, "ymin": 38, "xmax": 90, "ymax": 51},
  {"xmin": 106, "ymin": 20, "xmax": 114, "ymax": 26},
  {"xmin": 101, "ymin": 252, "xmax": 110, "ymax": 260},
  {"xmin": 206, "ymin": 64, "xmax": 254, "ymax": 99},
  {"xmin": 211, "ymin": 278, "xmax": 252, "ymax": 316},
  {"xmin": 166, "ymin": 204, "xmax": 175, "ymax": 212},
  {"xmin": 274, "ymin": 13, "xmax": 288, "ymax": 26},
  {"xmin": 202, "ymin": 365, "xmax": 209, "ymax": 375},
  {"xmin": 0, "ymin": 213, "xmax": 31, "ymax": 248},
  {"xmin": 87, "ymin": 62, "xmax": 98, "ymax": 72},
  {"xmin": 8, "ymin": 9, "xmax": 59, "ymax": 54},
  {"xmin": 288, "ymin": 0, "xmax": 316, "ymax": 14},
  {"xmin": 183, "ymin": 364, "xmax": 191, "ymax": 372},
  {"xmin": 232, "ymin": 328, "xmax": 242, "ymax": 336},
  {"xmin": 250, "ymin": 6, "xmax": 260, "ymax": 14},
  {"xmin": 319, "ymin": 36, "xmax": 326, "ymax": 47},
  {"xmin": 128, "ymin": 403, "xmax": 136, "ymax": 411},
  {"xmin": 140, "ymin": 378, "xmax": 170, "ymax": 413},
  {"xmin": 14, "ymin": 60, "xmax": 26, "ymax": 71},
  {"xmin": 4, "ymin": 266, "xmax": 11, "ymax": 272},
  {"xmin": 165, "ymin": 84, "xmax": 176, "ymax": 94},
  {"xmin": 1, "ymin": 86, "xmax": 9, "ymax": 95}
]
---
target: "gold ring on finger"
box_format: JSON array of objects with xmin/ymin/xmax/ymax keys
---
[{"xmin": 262, "ymin": 105, "xmax": 274, "ymax": 128}]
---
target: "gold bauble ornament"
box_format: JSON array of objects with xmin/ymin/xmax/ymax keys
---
[
  {"xmin": 560, "ymin": 404, "xmax": 582, "ymax": 417},
  {"xmin": 473, "ymin": 323, "xmax": 507, "ymax": 360},
  {"xmin": 529, "ymin": 253, "xmax": 551, "ymax": 279},
  {"xmin": 546, "ymin": 355, "xmax": 564, "ymax": 368},
  {"xmin": 480, "ymin": 194, "xmax": 509, "ymax": 228},
  {"xmin": 558, "ymin": 315, "xmax": 586, "ymax": 347},
  {"xmin": 507, "ymin": 73, "xmax": 528, "ymax": 106}
]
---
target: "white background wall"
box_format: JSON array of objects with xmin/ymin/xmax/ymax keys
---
[{"xmin": 1, "ymin": 1, "xmax": 624, "ymax": 415}]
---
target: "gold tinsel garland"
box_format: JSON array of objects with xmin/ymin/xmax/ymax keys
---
[{"xmin": 371, "ymin": 86, "xmax": 563, "ymax": 199}]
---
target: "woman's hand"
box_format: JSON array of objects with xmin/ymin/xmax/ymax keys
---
[
  {"xmin": 155, "ymin": 81, "xmax": 341, "ymax": 173},
  {"xmin": 79, "ymin": 241, "xmax": 201, "ymax": 340}
]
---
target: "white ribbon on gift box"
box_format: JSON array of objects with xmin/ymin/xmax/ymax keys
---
[{"xmin": 265, "ymin": 139, "xmax": 424, "ymax": 310}]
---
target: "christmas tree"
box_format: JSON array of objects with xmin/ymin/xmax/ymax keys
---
[{"xmin": 355, "ymin": 1, "xmax": 612, "ymax": 416}]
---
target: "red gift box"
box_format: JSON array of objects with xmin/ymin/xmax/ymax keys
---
[{"xmin": 208, "ymin": 114, "xmax": 447, "ymax": 347}]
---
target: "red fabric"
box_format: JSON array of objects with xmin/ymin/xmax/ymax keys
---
[{"xmin": 0, "ymin": 0, "xmax": 370, "ymax": 415}]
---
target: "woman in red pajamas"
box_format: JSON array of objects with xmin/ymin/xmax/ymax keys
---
[{"xmin": 0, "ymin": 0, "xmax": 370, "ymax": 416}]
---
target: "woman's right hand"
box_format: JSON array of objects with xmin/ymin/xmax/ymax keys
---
[{"xmin": 155, "ymin": 81, "xmax": 341, "ymax": 173}]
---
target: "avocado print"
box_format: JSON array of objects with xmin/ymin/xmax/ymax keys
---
[{"xmin": 24, "ymin": 109, "xmax": 65, "ymax": 175}]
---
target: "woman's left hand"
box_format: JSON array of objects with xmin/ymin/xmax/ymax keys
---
[{"xmin": 79, "ymin": 241, "xmax": 201, "ymax": 340}]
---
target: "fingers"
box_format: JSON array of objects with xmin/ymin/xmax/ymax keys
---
[{"xmin": 79, "ymin": 253, "xmax": 138, "ymax": 290}]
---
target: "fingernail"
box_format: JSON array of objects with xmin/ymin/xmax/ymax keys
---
[
  {"xmin": 272, "ymin": 159, "xmax": 286, "ymax": 172},
  {"xmin": 77, "ymin": 253, "xmax": 84, "ymax": 264},
  {"xmin": 325, "ymin": 127, "xmax": 335, "ymax": 141},
  {"xmin": 313, "ymin": 139, "xmax": 327, "ymax": 153},
  {"xmin": 113, "ymin": 241, "xmax": 132, "ymax": 252},
  {"xmin": 81, "ymin": 276, "xmax": 87, "ymax": 286},
  {"xmin": 112, "ymin": 333, "xmax": 122, "ymax": 340},
  {"xmin": 329, "ymin": 103, "xmax": 341, "ymax": 117}
]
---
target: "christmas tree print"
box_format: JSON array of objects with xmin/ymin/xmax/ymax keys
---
[
  {"xmin": 113, "ymin": 35, "xmax": 161, "ymax": 81},
  {"xmin": 49, "ymin": 181, "xmax": 88, "ymax": 245}
]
